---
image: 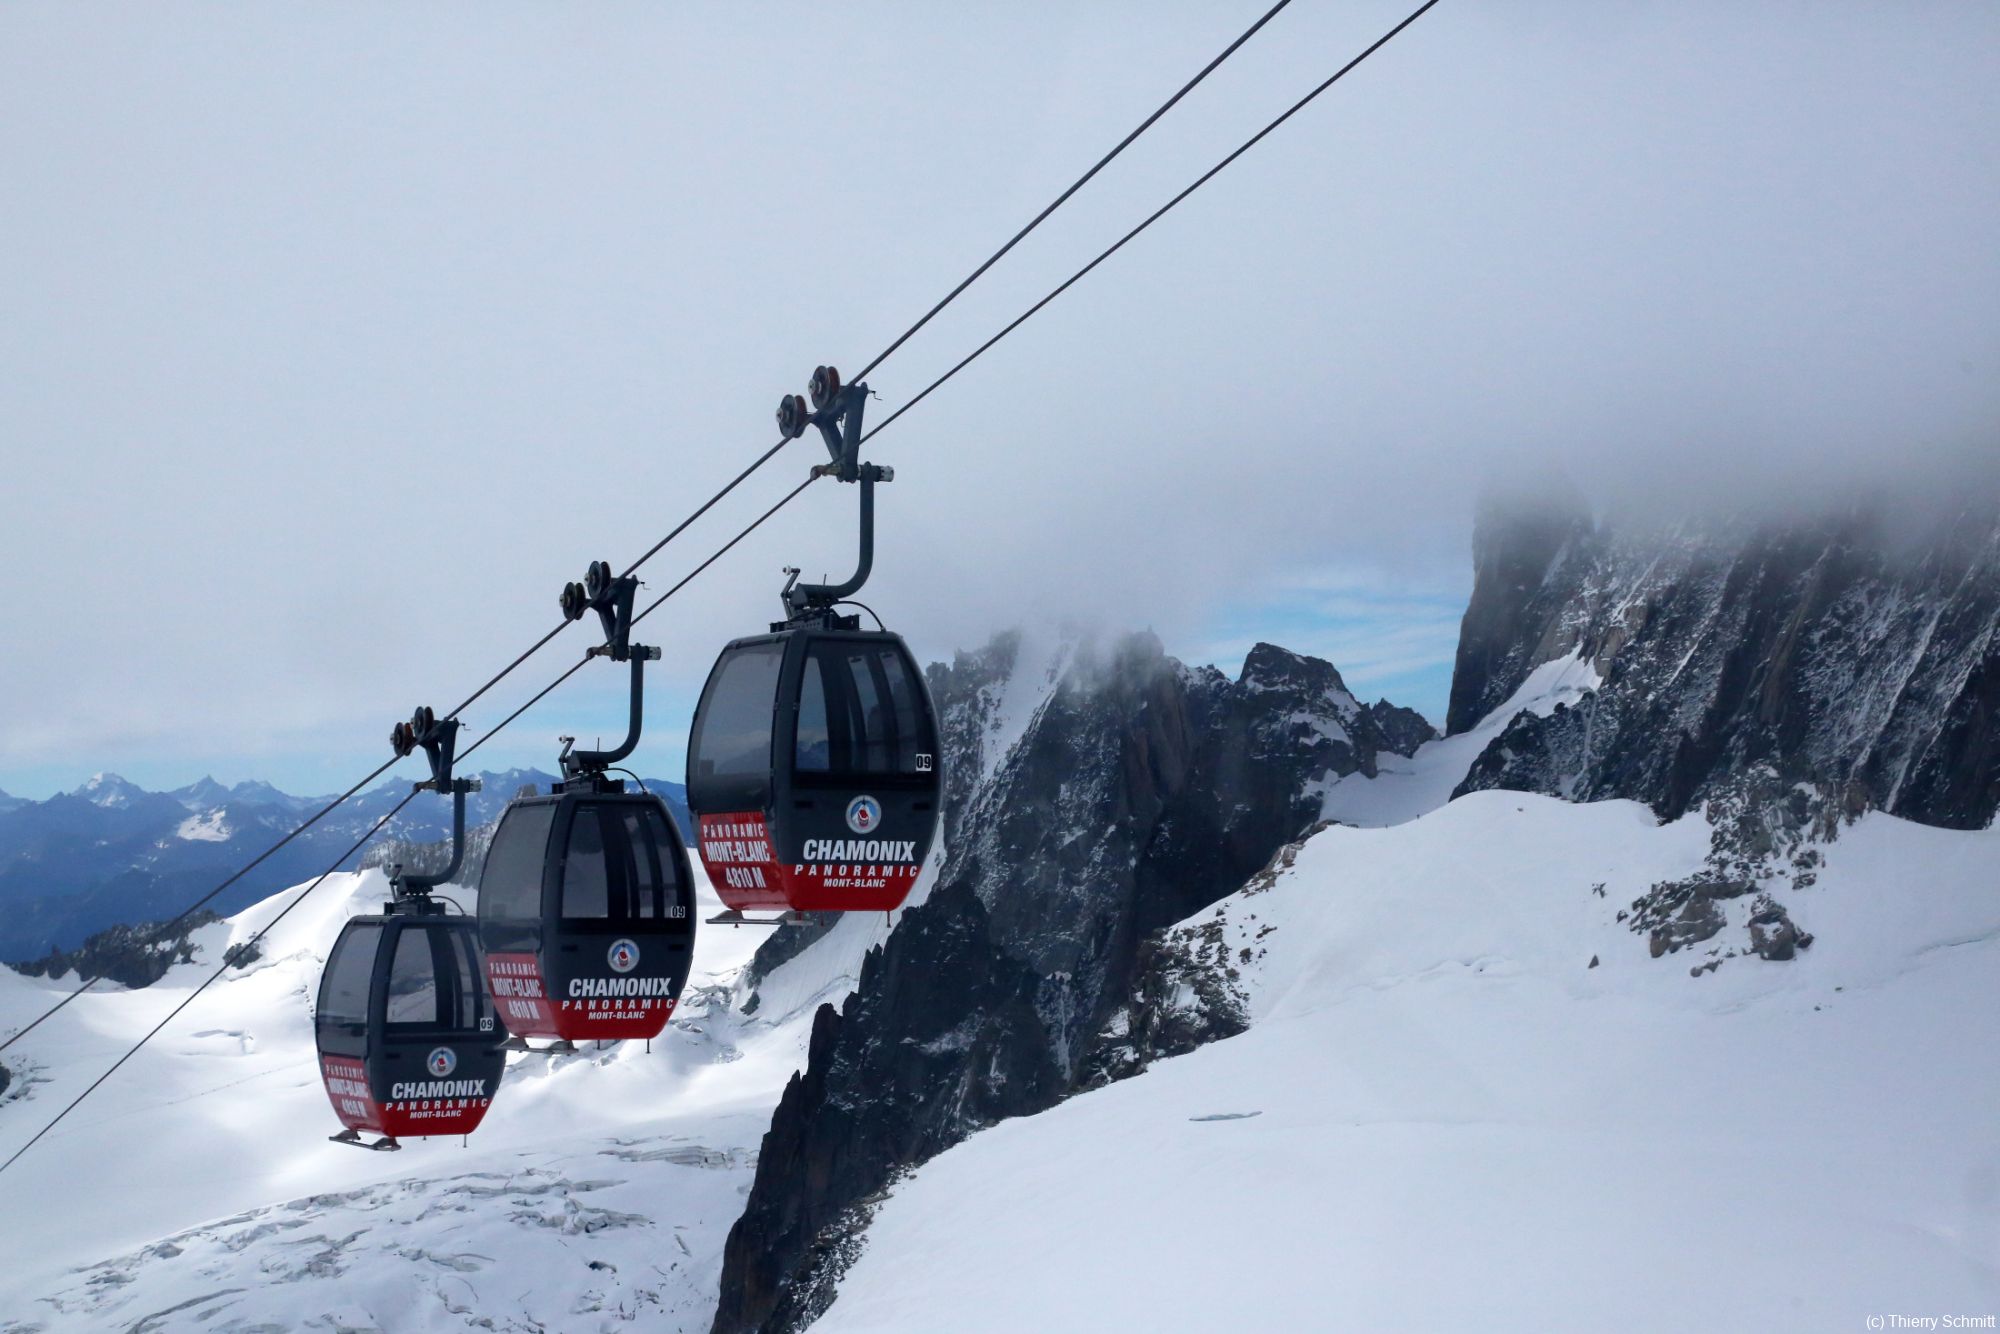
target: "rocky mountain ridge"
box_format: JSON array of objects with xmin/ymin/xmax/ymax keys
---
[
  {"xmin": 1448, "ymin": 491, "xmax": 2000, "ymax": 829},
  {"xmin": 0, "ymin": 768, "xmax": 689, "ymax": 962},
  {"xmin": 713, "ymin": 489, "xmax": 2000, "ymax": 1331},
  {"xmin": 713, "ymin": 629, "xmax": 1432, "ymax": 1332}
]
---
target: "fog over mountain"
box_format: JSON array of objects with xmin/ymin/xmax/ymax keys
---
[{"xmin": 2, "ymin": 1, "xmax": 1995, "ymax": 798}]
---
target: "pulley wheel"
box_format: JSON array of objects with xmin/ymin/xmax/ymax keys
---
[
  {"xmin": 809, "ymin": 365, "xmax": 841, "ymax": 410},
  {"xmin": 777, "ymin": 394, "xmax": 809, "ymax": 440}
]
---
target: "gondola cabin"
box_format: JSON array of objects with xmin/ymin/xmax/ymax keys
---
[
  {"xmin": 315, "ymin": 903, "xmax": 504, "ymax": 1146},
  {"xmin": 688, "ymin": 627, "xmax": 941, "ymax": 913},
  {"xmin": 476, "ymin": 781, "xmax": 695, "ymax": 1042}
]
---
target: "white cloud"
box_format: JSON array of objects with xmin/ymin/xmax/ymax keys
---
[{"xmin": 2, "ymin": 1, "xmax": 1995, "ymax": 792}]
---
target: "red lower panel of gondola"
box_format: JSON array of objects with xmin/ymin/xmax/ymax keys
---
[
  {"xmin": 485, "ymin": 953, "xmax": 558, "ymax": 1034},
  {"xmin": 319, "ymin": 1055, "xmax": 493, "ymax": 1139},
  {"xmin": 698, "ymin": 811, "xmax": 923, "ymax": 913},
  {"xmin": 484, "ymin": 952, "xmax": 676, "ymax": 1042}
]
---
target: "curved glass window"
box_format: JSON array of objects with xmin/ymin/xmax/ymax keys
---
[
  {"xmin": 385, "ymin": 926, "xmax": 441, "ymax": 1027},
  {"xmin": 442, "ymin": 927, "xmax": 486, "ymax": 1029},
  {"xmin": 797, "ymin": 640, "xmax": 934, "ymax": 779},
  {"xmin": 560, "ymin": 806, "xmax": 611, "ymax": 920},
  {"xmin": 690, "ymin": 643, "xmax": 785, "ymax": 781},
  {"xmin": 482, "ymin": 803, "xmax": 555, "ymax": 922},
  {"xmin": 318, "ymin": 922, "xmax": 380, "ymax": 1027}
]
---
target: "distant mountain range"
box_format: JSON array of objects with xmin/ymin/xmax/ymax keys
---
[{"xmin": 0, "ymin": 769, "xmax": 690, "ymax": 963}]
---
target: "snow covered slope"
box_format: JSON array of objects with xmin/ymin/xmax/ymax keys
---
[
  {"xmin": 0, "ymin": 861, "xmax": 895, "ymax": 1331},
  {"xmin": 814, "ymin": 793, "xmax": 2000, "ymax": 1331}
]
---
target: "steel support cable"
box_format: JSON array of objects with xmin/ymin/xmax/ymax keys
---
[
  {"xmin": 0, "ymin": 790, "xmax": 419, "ymax": 1177},
  {"xmin": 455, "ymin": 475, "xmax": 821, "ymax": 769},
  {"xmin": 0, "ymin": 480, "xmax": 822, "ymax": 1174},
  {"xmin": 861, "ymin": 0, "xmax": 1442, "ymax": 447},
  {"xmin": 849, "ymin": 0, "xmax": 1296, "ymax": 386},
  {"xmin": 385, "ymin": 0, "xmax": 1298, "ymax": 726},
  {"xmin": 455, "ymin": 0, "xmax": 1442, "ymax": 802},
  {"xmin": 0, "ymin": 755, "xmax": 399, "ymax": 1056},
  {"xmin": 0, "ymin": 0, "xmax": 1444, "ymax": 1167},
  {"xmin": 0, "ymin": 0, "xmax": 1323, "ymax": 1059},
  {"xmin": 0, "ymin": 439, "xmax": 802, "ymax": 1055}
]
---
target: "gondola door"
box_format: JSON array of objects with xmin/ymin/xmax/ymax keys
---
[{"xmin": 541, "ymin": 797, "xmax": 693, "ymax": 1039}]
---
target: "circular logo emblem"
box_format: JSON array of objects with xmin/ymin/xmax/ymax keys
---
[
  {"xmin": 845, "ymin": 795, "xmax": 882, "ymax": 835},
  {"xmin": 608, "ymin": 938, "xmax": 640, "ymax": 973},
  {"xmin": 427, "ymin": 1047, "xmax": 457, "ymax": 1078}
]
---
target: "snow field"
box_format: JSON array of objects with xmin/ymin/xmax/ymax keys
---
[
  {"xmin": 819, "ymin": 794, "xmax": 2000, "ymax": 1332},
  {"xmin": 0, "ymin": 861, "xmax": 879, "ymax": 1330}
]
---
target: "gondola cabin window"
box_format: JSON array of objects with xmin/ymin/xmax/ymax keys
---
[
  {"xmin": 319, "ymin": 923, "xmax": 379, "ymax": 1028},
  {"xmin": 385, "ymin": 927, "xmax": 440, "ymax": 1026},
  {"xmin": 561, "ymin": 806, "xmax": 612, "ymax": 920},
  {"xmin": 441, "ymin": 928, "xmax": 485, "ymax": 1029},
  {"xmin": 796, "ymin": 640, "xmax": 931, "ymax": 778},
  {"xmin": 482, "ymin": 802, "xmax": 555, "ymax": 939},
  {"xmin": 622, "ymin": 805, "xmax": 680, "ymax": 919},
  {"xmin": 690, "ymin": 643, "xmax": 785, "ymax": 780}
]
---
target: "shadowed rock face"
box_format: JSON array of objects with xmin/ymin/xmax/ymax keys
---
[
  {"xmin": 711, "ymin": 887, "xmax": 1062, "ymax": 1334},
  {"xmin": 1447, "ymin": 481, "xmax": 1597, "ymax": 736},
  {"xmin": 9, "ymin": 911, "xmax": 224, "ymax": 989},
  {"xmin": 711, "ymin": 630, "xmax": 1431, "ymax": 1333},
  {"xmin": 1451, "ymin": 492, "xmax": 2000, "ymax": 829}
]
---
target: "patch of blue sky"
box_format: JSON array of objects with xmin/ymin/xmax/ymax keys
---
[{"xmin": 1184, "ymin": 565, "xmax": 1468, "ymax": 728}]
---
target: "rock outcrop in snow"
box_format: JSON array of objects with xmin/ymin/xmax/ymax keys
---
[{"xmin": 9, "ymin": 910, "xmax": 224, "ymax": 988}]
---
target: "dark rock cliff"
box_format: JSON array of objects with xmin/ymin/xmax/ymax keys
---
[
  {"xmin": 1447, "ymin": 480, "xmax": 1597, "ymax": 736},
  {"xmin": 1450, "ymin": 491, "xmax": 2000, "ymax": 830},
  {"xmin": 712, "ymin": 887, "xmax": 1063, "ymax": 1334},
  {"xmin": 712, "ymin": 630, "xmax": 1431, "ymax": 1332},
  {"xmin": 9, "ymin": 911, "xmax": 226, "ymax": 989}
]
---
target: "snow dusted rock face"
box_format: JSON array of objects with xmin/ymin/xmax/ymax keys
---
[
  {"xmin": 714, "ymin": 887, "xmax": 1063, "ymax": 1334},
  {"xmin": 941, "ymin": 631, "xmax": 1430, "ymax": 1010},
  {"xmin": 1449, "ymin": 490, "xmax": 2000, "ymax": 829},
  {"xmin": 712, "ymin": 628, "xmax": 1429, "ymax": 1333},
  {"xmin": 9, "ymin": 910, "xmax": 225, "ymax": 989}
]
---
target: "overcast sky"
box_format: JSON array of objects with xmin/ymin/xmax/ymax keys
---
[{"xmin": 3, "ymin": 2, "xmax": 1996, "ymax": 799}]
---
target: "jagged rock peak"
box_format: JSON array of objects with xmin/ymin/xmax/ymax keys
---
[
  {"xmin": 715, "ymin": 623, "xmax": 1436, "ymax": 1330},
  {"xmin": 73, "ymin": 772, "xmax": 143, "ymax": 807},
  {"xmin": 1238, "ymin": 641, "xmax": 1354, "ymax": 700}
]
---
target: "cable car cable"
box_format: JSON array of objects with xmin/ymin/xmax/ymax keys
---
[
  {"xmin": 446, "ymin": 0, "xmax": 1444, "ymax": 795},
  {"xmin": 860, "ymin": 0, "xmax": 1441, "ymax": 447},
  {"xmin": 849, "ymin": 0, "xmax": 1295, "ymax": 386},
  {"xmin": 451, "ymin": 474, "xmax": 819, "ymax": 771},
  {"xmin": 0, "ymin": 790, "xmax": 420, "ymax": 1178},
  {"xmin": 0, "ymin": 0, "xmax": 1333, "ymax": 1058},
  {"xmin": 0, "ymin": 0, "xmax": 1444, "ymax": 1164},
  {"xmin": 0, "ymin": 755, "xmax": 401, "ymax": 1057},
  {"xmin": 1, "ymin": 448, "xmax": 807, "ymax": 1057}
]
